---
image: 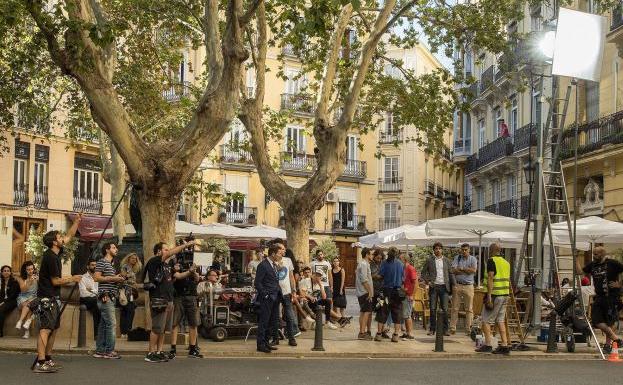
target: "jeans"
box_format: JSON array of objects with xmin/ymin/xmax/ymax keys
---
[
  {"xmin": 429, "ymin": 285, "xmax": 449, "ymax": 333},
  {"xmin": 120, "ymin": 301, "xmax": 136, "ymax": 335},
  {"xmin": 281, "ymin": 294, "xmax": 299, "ymax": 338},
  {"xmin": 80, "ymin": 297, "xmax": 100, "ymax": 339},
  {"xmin": 96, "ymin": 299, "xmax": 116, "ymax": 353}
]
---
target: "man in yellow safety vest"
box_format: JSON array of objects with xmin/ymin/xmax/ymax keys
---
[{"xmin": 475, "ymin": 243, "xmax": 511, "ymax": 355}]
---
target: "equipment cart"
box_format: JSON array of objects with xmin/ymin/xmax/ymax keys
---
[{"xmin": 198, "ymin": 285, "xmax": 257, "ymax": 342}]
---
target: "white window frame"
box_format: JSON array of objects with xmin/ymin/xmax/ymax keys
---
[
  {"xmin": 284, "ymin": 126, "xmax": 306, "ymax": 153},
  {"xmin": 492, "ymin": 179, "xmax": 501, "ymax": 204},
  {"xmin": 384, "ymin": 202, "xmax": 398, "ymax": 219},
  {"xmin": 493, "ymin": 106, "xmax": 502, "ymax": 137},
  {"xmin": 478, "ymin": 119, "xmax": 485, "ymax": 149},
  {"xmin": 384, "ymin": 157, "xmax": 399, "ymax": 183},
  {"xmin": 284, "ymin": 68, "xmax": 306, "ymax": 94},
  {"xmin": 347, "ymin": 135, "xmax": 358, "ymax": 160},
  {"xmin": 533, "ymin": 90, "xmax": 542, "ymax": 127},
  {"xmin": 509, "ymin": 96, "xmax": 518, "ymax": 137},
  {"xmin": 14, "ymin": 158, "xmax": 28, "ymax": 188},
  {"xmin": 73, "ymin": 169, "xmax": 101, "ymax": 200},
  {"xmin": 507, "ymin": 174, "xmax": 517, "ymax": 200},
  {"xmin": 34, "ymin": 161, "xmax": 47, "ymax": 193}
]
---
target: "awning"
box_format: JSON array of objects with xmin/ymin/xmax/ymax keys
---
[{"xmin": 67, "ymin": 214, "xmax": 112, "ymax": 241}]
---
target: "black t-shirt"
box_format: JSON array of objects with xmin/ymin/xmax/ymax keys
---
[
  {"xmin": 583, "ymin": 259, "xmax": 623, "ymax": 297},
  {"xmin": 169, "ymin": 258, "xmax": 198, "ymax": 297},
  {"xmin": 146, "ymin": 256, "xmax": 175, "ymax": 301},
  {"xmin": 486, "ymin": 258, "xmax": 497, "ymax": 276},
  {"xmin": 38, "ymin": 248, "xmax": 63, "ymax": 298}
]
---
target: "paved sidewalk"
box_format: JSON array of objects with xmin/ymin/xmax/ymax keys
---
[{"xmin": 0, "ymin": 325, "xmax": 603, "ymax": 360}]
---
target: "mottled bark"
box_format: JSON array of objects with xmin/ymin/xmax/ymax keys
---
[
  {"xmin": 284, "ymin": 212, "xmax": 310, "ymax": 263},
  {"xmin": 137, "ymin": 191, "xmax": 178, "ymax": 261}
]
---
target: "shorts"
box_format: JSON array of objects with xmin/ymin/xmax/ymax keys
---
[
  {"xmin": 151, "ymin": 301, "xmax": 174, "ymax": 334},
  {"xmin": 36, "ymin": 298, "xmax": 61, "ymax": 330},
  {"xmin": 481, "ymin": 296, "xmax": 508, "ymax": 324},
  {"xmin": 590, "ymin": 296, "xmax": 619, "ymax": 327},
  {"xmin": 375, "ymin": 288, "xmax": 402, "ymax": 324},
  {"xmin": 358, "ymin": 294, "xmax": 373, "ymax": 313},
  {"xmin": 401, "ymin": 298, "xmax": 414, "ymax": 321},
  {"xmin": 173, "ymin": 296, "xmax": 199, "ymax": 327}
]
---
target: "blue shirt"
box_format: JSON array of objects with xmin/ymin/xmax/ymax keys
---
[
  {"xmin": 379, "ymin": 259, "xmax": 404, "ymax": 288},
  {"xmin": 451, "ymin": 254, "xmax": 477, "ymax": 285}
]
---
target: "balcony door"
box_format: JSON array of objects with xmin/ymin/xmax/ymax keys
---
[
  {"xmin": 383, "ymin": 202, "xmax": 398, "ymax": 229},
  {"xmin": 338, "ymin": 201, "xmax": 355, "ymax": 229},
  {"xmin": 285, "ymin": 126, "xmax": 306, "ymax": 154},
  {"xmin": 384, "ymin": 157, "xmax": 399, "ymax": 184}
]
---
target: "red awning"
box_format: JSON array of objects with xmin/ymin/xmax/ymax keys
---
[{"xmin": 67, "ymin": 214, "xmax": 112, "ymax": 241}]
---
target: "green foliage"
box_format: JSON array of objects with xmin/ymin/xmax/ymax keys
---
[
  {"xmin": 202, "ymin": 238, "xmax": 230, "ymax": 259},
  {"xmin": 410, "ymin": 245, "xmax": 459, "ymax": 271},
  {"xmin": 310, "ymin": 239, "xmax": 339, "ymax": 261},
  {"xmin": 24, "ymin": 228, "xmax": 79, "ymax": 266}
]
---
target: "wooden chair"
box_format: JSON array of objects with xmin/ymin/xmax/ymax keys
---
[{"xmin": 412, "ymin": 285, "xmax": 430, "ymax": 329}]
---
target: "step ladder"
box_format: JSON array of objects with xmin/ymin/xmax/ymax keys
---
[{"xmin": 505, "ymin": 289, "xmax": 526, "ymax": 344}]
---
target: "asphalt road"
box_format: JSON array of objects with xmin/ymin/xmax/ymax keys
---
[{"xmin": 1, "ymin": 353, "xmax": 618, "ymax": 385}]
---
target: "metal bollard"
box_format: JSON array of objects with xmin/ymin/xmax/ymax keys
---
[
  {"xmin": 546, "ymin": 312, "xmax": 559, "ymax": 353},
  {"xmin": 77, "ymin": 304, "xmax": 87, "ymax": 348},
  {"xmin": 434, "ymin": 309, "xmax": 444, "ymax": 352},
  {"xmin": 311, "ymin": 305, "xmax": 325, "ymax": 351}
]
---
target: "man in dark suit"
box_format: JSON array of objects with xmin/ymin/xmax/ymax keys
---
[{"xmin": 254, "ymin": 241, "xmax": 285, "ymax": 353}]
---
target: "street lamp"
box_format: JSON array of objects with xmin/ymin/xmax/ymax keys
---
[{"xmin": 523, "ymin": 160, "xmax": 535, "ymax": 186}]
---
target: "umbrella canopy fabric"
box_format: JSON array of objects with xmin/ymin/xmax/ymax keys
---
[
  {"xmin": 84, "ymin": 221, "xmax": 246, "ymax": 239},
  {"xmin": 239, "ymin": 224, "xmax": 287, "ymax": 240},
  {"xmin": 425, "ymin": 211, "xmax": 527, "ymax": 236},
  {"xmin": 359, "ymin": 224, "xmax": 478, "ymax": 248},
  {"xmin": 551, "ymin": 216, "xmax": 623, "ymax": 243},
  {"xmin": 199, "ymin": 223, "xmax": 250, "ymax": 238},
  {"xmin": 358, "ymin": 224, "xmax": 421, "ymax": 247}
]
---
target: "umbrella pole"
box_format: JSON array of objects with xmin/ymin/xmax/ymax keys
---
[{"xmin": 477, "ymin": 234, "xmax": 482, "ymax": 287}]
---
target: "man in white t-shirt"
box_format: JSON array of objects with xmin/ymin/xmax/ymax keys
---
[
  {"xmin": 310, "ymin": 250, "xmax": 336, "ymax": 329},
  {"xmin": 274, "ymin": 251, "xmax": 300, "ymax": 346}
]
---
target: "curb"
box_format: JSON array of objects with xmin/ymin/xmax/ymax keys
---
[{"xmin": 0, "ymin": 346, "xmax": 601, "ymax": 360}]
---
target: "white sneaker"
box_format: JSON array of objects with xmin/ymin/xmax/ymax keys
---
[
  {"xmin": 293, "ymin": 331, "xmax": 302, "ymax": 338},
  {"xmin": 326, "ymin": 322, "xmax": 338, "ymax": 330},
  {"xmin": 15, "ymin": 320, "xmax": 23, "ymax": 329},
  {"xmin": 23, "ymin": 317, "xmax": 33, "ymax": 329},
  {"xmin": 22, "ymin": 330, "xmax": 30, "ymax": 339},
  {"xmin": 306, "ymin": 316, "xmax": 315, "ymax": 323}
]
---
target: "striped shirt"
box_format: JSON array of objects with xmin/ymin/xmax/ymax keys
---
[{"xmin": 96, "ymin": 258, "xmax": 118, "ymax": 296}]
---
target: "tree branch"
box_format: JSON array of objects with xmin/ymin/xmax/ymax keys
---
[
  {"xmin": 316, "ymin": 4, "xmax": 353, "ymax": 123},
  {"xmin": 239, "ymin": 0, "xmax": 262, "ymax": 26},
  {"xmin": 24, "ymin": 0, "xmax": 71, "ymax": 74},
  {"xmin": 204, "ymin": 0, "xmax": 224, "ymax": 91},
  {"xmin": 98, "ymin": 129, "xmax": 112, "ymax": 183},
  {"xmin": 239, "ymin": 2, "xmax": 291, "ymax": 201}
]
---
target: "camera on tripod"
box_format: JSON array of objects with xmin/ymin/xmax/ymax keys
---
[{"xmin": 176, "ymin": 233, "xmax": 196, "ymax": 271}]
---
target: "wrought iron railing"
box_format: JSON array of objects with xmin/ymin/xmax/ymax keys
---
[
  {"xmin": 378, "ymin": 177, "xmax": 403, "ymax": 193},
  {"xmin": 612, "ymin": 5, "xmax": 623, "ymax": 31},
  {"xmin": 479, "ymin": 66, "xmax": 494, "ymax": 93},
  {"xmin": 332, "ymin": 214, "xmax": 366, "ymax": 233},
  {"xmin": 477, "ymin": 136, "xmax": 514, "ymax": 168},
  {"xmin": 280, "ymin": 93, "xmax": 314, "ymax": 114},
  {"xmin": 34, "ymin": 186, "xmax": 48, "ymax": 209},
  {"xmin": 342, "ymin": 159, "xmax": 367, "ymax": 179},
  {"xmin": 14, "ymin": 183, "xmax": 28, "ymax": 207},
  {"xmin": 513, "ymin": 123, "xmax": 537, "ymax": 152},
  {"xmin": 378, "ymin": 218, "xmax": 400, "ymax": 231},
  {"xmin": 465, "ymin": 153, "xmax": 479, "ymax": 174},
  {"xmin": 222, "ymin": 207, "xmax": 258, "ymax": 225},
  {"xmin": 379, "ymin": 130, "xmax": 403, "ymax": 144},
  {"xmin": 73, "ymin": 192, "xmax": 103, "ymax": 214},
  {"xmin": 467, "ymin": 82, "xmax": 479, "ymax": 100},
  {"xmin": 280, "ymin": 152, "xmax": 316, "ymax": 173},
  {"xmin": 424, "ymin": 179, "xmax": 435, "ymax": 196},
  {"xmin": 163, "ymin": 81, "xmax": 191, "ymax": 102},
  {"xmin": 220, "ymin": 144, "xmax": 254, "ymax": 166},
  {"xmin": 559, "ymin": 109, "xmax": 623, "ymax": 160}
]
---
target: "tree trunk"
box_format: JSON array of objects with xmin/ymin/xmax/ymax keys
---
[
  {"xmin": 284, "ymin": 210, "xmax": 311, "ymax": 263},
  {"xmin": 138, "ymin": 192, "xmax": 178, "ymax": 261},
  {"xmin": 109, "ymin": 143, "xmax": 127, "ymax": 243}
]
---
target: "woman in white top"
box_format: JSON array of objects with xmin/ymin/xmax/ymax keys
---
[{"xmin": 16, "ymin": 261, "xmax": 38, "ymax": 338}]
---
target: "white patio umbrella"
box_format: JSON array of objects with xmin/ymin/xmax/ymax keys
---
[
  {"xmin": 358, "ymin": 224, "xmax": 421, "ymax": 247},
  {"xmin": 84, "ymin": 221, "xmax": 222, "ymax": 238},
  {"xmin": 425, "ymin": 211, "xmax": 528, "ymax": 286},
  {"xmin": 383, "ymin": 223, "xmax": 480, "ymax": 247},
  {"xmin": 551, "ymin": 216, "xmax": 623, "ymax": 245},
  {"xmin": 239, "ymin": 224, "xmax": 287, "ymax": 240}
]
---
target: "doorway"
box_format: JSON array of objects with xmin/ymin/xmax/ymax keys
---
[
  {"xmin": 12, "ymin": 217, "xmax": 46, "ymax": 271},
  {"xmin": 335, "ymin": 241, "xmax": 357, "ymax": 287}
]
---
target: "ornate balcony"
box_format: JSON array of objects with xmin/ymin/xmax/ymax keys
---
[
  {"xmin": 219, "ymin": 144, "xmax": 255, "ymax": 171},
  {"xmin": 423, "ymin": 179, "xmax": 435, "ymax": 198},
  {"xmin": 453, "ymin": 138, "xmax": 471, "ymax": 160},
  {"xmin": 340, "ymin": 159, "xmax": 367, "ymax": 182},
  {"xmin": 465, "ymin": 137, "xmax": 514, "ymax": 176},
  {"xmin": 467, "ymin": 82, "xmax": 479, "ymax": 101},
  {"xmin": 378, "ymin": 177, "xmax": 403, "ymax": 193},
  {"xmin": 479, "ymin": 66, "xmax": 494, "ymax": 94},
  {"xmin": 219, "ymin": 207, "xmax": 258, "ymax": 226},
  {"xmin": 513, "ymin": 123, "xmax": 537, "ymax": 153},
  {"xmin": 379, "ymin": 130, "xmax": 403, "ymax": 144},
  {"xmin": 378, "ymin": 218, "xmax": 400, "ymax": 231},
  {"xmin": 280, "ymin": 152, "xmax": 316, "ymax": 176},
  {"xmin": 559, "ymin": 109, "xmax": 623, "ymax": 160},
  {"xmin": 332, "ymin": 214, "xmax": 367, "ymax": 234},
  {"xmin": 13, "ymin": 183, "xmax": 28, "ymax": 207},
  {"xmin": 280, "ymin": 93, "xmax": 314, "ymax": 115},
  {"xmin": 73, "ymin": 192, "xmax": 103, "ymax": 214},
  {"xmin": 34, "ymin": 186, "xmax": 48, "ymax": 209},
  {"xmin": 163, "ymin": 81, "xmax": 191, "ymax": 102}
]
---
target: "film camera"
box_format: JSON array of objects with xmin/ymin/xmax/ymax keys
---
[{"xmin": 175, "ymin": 233, "xmax": 196, "ymax": 271}]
